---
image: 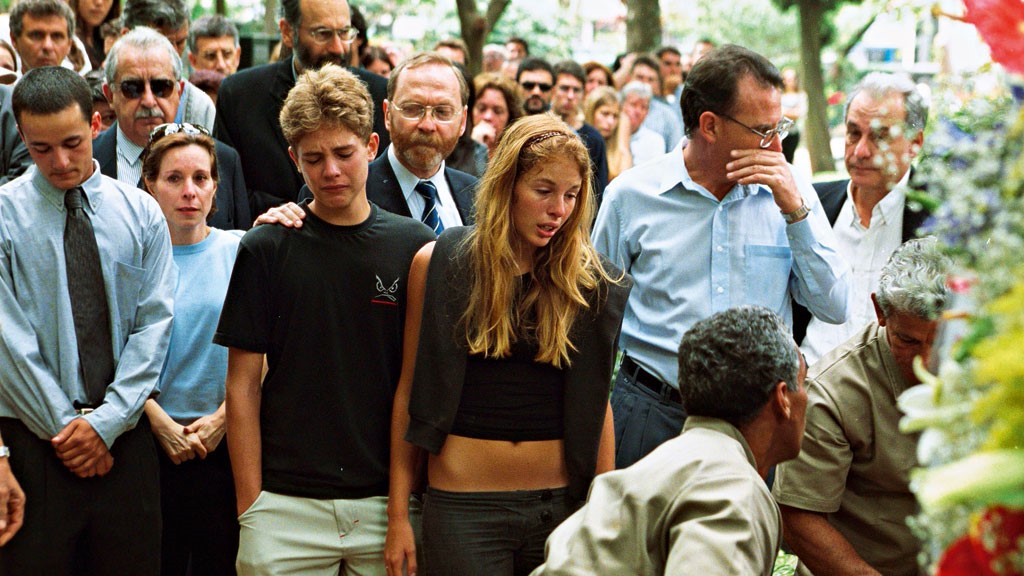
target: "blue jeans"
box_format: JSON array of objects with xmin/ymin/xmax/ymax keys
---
[
  {"xmin": 611, "ymin": 364, "xmax": 687, "ymax": 469},
  {"xmin": 422, "ymin": 487, "xmax": 571, "ymax": 576}
]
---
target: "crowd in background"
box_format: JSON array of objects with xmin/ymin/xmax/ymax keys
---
[{"xmin": 0, "ymin": 1, "xmax": 944, "ymax": 575}]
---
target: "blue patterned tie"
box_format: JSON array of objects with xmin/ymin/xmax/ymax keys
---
[
  {"xmin": 64, "ymin": 187, "xmax": 114, "ymax": 405},
  {"xmin": 415, "ymin": 180, "xmax": 444, "ymax": 235}
]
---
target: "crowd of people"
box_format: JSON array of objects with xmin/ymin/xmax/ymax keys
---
[{"xmin": 0, "ymin": 0, "xmax": 947, "ymax": 575}]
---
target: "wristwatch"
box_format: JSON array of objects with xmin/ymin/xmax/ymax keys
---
[
  {"xmin": 781, "ymin": 202, "xmax": 810, "ymax": 224},
  {"xmin": 0, "ymin": 446, "xmax": 9, "ymax": 458}
]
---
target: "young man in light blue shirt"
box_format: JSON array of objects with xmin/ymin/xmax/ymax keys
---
[{"xmin": 0, "ymin": 66, "xmax": 174, "ymax": 573}]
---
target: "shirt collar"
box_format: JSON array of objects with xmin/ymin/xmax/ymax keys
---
[
  {"xmin": 663, "ymin": 141, "xmax": 768, "ymax": 203},
  {"xmin": 843, "ymin": 171, "xmax": 909, "ymax": 227},
  {"xmin": 683, "ymin": 416, "xmax": 759, "ymax": 470},
  {"xmin": 115, "ymin": 125, "xmax": 147, "ymax": 164},
  {"xmin": 32, "ymin": 160, "xmax": 106, "ymax": 213},
  {"xmin": 388, "ymin": 145, "xmax": 446, "ymax": 202}
]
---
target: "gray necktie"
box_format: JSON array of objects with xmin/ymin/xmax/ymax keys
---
[
  {"xmin": 415, "ymin": 180, "xmax": 444, "ymax": 235},
  {"xmin": 64, "ymin": 187, "xmax": 114, "ymax": 405}
]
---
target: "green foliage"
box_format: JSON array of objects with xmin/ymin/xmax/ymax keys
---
[
  {"xmin": 689, "ymin": 0, "xmax": 800, "ymax": 62},
  {"xmin": 485, "ymin": 4, "xmax": 575, "ymax": 60}
]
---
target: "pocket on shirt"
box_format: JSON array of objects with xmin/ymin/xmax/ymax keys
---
[
  {"xmin": 743, "ymin": 244, "xmax": 792, "ymax": 309},
  {"xmin": 113, "ymin": 260, "xmax": 146, "ymax": 336}
]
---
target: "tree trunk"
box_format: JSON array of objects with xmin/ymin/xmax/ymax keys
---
[
  {"xmin": 797, "ymin": 0, "xmax": 835, "ymax": 173},
  {"xmin": 456, "ymin": 0, "xmax": 510, "ymax": 77},
  {"xmin": 625, "ymin": 0, "xmax": 662, "ymax": 54},
  {"xmin": 263, "ymin": 0, "xmax": 279, "ymax": 35},
  {"xmin": 216, "ymin": 0, "xmax": 227, "ymax": 15}
]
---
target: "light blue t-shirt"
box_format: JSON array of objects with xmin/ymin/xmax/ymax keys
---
[{"xmin": 157, "ymin": 228, "xmax": 241, "ymax": 423}]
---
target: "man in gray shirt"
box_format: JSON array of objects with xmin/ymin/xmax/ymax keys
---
[{"xmin": 0, "ymin": 66, "xmax": 174, "ymax": 574}]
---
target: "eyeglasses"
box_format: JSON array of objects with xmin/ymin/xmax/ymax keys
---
[
  {"xmin": 719, "ymin": 113, "xmax": 793, "ymax": 148},
  {"xmin": 148, "ymin": 122, "xmax": 209, "ymax": 145},
  {"xmin": 305, "ymin": 26, "xmax": 359, "ymax": 45},
  {"xmin": 390, "ymin": 102, "xmax": 461, "ymax": 124},
  {"xmin": 521, "ymin": 81, "xmax": 552, "ymax": 92},
  {"xmin": 114, "ymin": 78, "xmax": 176, "ymax": 100}
]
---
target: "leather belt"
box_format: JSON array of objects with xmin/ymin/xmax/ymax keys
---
[
  {"xmin": 620, "ymin": 355, "xmax": 681, "ymax": 405},
  {"xmin": 73, "ymin": 401, "xmax": 98, "ymax": 416}
]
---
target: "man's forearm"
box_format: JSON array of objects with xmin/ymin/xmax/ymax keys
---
[{"xmin": 780, "ymin": 505, "xmax": 881, "ymax": 576}]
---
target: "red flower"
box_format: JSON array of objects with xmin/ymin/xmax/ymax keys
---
[
  {"xmin": 963, "ymin": 0, "xmax": 1024, "ymax": 75},
  {"xmin": 936, "ymin": 506, "xmax": 1024, "ymax": 576}
]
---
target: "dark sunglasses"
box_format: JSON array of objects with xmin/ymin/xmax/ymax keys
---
[
  {"xmin": 521, "ymin": 81, "xmax": 552, "ymax": 92},
  {"xmin": 147, "ymin": 122, "xmax": 210, "ymax": 146},
  {"xmin": 115, "ymin": 78, "xmax": 176, "ymax": 99}
]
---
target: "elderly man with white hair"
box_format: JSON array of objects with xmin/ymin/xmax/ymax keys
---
[
  {"xmin": 775, "ymin": 238, "xmax": 949, "ymax": 576},
  {"xmin": 795, "ymin": 72, "xmax": 931, "ymax": 363}
]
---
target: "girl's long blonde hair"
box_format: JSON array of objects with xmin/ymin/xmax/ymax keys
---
[
  {"xmin": 584, "ymin": 87, "xmax": 629, "ymax": 180},
  {"xmin": 461, "ymin": 114, "xmax": 616, "ymax": 368}
]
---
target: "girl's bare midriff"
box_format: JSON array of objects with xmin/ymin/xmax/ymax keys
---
[{"xmin": 428, "ymin": 435, "xmax": 569, "ymax": 491}]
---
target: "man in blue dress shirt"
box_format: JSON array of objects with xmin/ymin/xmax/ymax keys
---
[
  {"xmin": 593, "ymin": 44, "xmax": 850, "ymax": 468},
  {"xmin": 0, "ymin": 66, "xmax": 174, "ymax": 574}
]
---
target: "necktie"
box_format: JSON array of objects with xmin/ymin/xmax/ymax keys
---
[
  {"xmin": 415, "ymin": 180, "xmax": 444, "ymax": 235},
  {"xmin": 64, "ymin": 187, "xmax": 115, "ymax": 405}
]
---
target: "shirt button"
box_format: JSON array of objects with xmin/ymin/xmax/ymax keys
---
[
  {"xmin": 718, "ymin": 205, "xmax": 723, "ymax": 212},
  {"xmin": 716, "ymin": 286, "xmax": 724, "ymax": 294},
  {"xmin": 716, "ymin": 245, "xmax": 724, "ymax": 252}
]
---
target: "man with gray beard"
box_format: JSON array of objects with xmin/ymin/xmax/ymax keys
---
[{"xmin": 214, "ymin": 0, "xmax": 389, "ymax": 215}]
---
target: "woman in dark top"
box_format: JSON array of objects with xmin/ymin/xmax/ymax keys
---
[
  {"xmin": 71, "ymin": 0, "xmax": 120, "ymax": 70},
  {"xmin": 386, "ymin": 114, "xmax": 631, "ymax": 576}
]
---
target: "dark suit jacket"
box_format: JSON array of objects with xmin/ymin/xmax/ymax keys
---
[
  {"xmin": 577, "ymin": 122, "xmax": 609, "ymax": 207},
  {"xmin": 213, "ymin": 56, "xmax": 390, "ymax": 216},
  {"xmin": 93, "ymin": 125, "xmax": 252, "ymax": 231},
  {"xmin": 792, "ymin": 177, "xmax": 932, "ymax": 345},
  {"xmin": 0, "ymin": 85, "xmax": 31, "ymax": 185},
  {"xmin": 298, "ymin": 149, "xmax": 478, "ymax": 226}
]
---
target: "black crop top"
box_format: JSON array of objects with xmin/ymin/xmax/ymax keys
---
[{"xmin": 451, "ymin": 337, "xmax": 566, "ymax": 442}]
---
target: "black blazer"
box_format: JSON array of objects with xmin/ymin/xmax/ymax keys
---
[
  {"xmin": 213, "ymin": 57, "xmax": 390, "ymax": 217},
  {"xmin": 0, "ymin": 84, "xmax": 31, "ymax": 184},
  {"xmin": 93, "ymin": 125, "xmax": 252, "ymax": 231},
  {"xmin": 792, "ymin": 177, "xmax": 932, "ymax": 344},
  {"xmin": 297, "ymin": 149, "xmax": 478, "ymax": 225}
]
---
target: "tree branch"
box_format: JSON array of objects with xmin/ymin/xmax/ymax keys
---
[
  {"xmin": 485, "ymin": 0, "xmax": 512, "ymax": 29},
  {"xmin": 840, "ymin": 5, "xmax": 887, "ymax": 59}
]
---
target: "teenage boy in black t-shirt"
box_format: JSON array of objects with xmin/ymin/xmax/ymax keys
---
[{"xmin": 215, "ymin": 64, "xmax": 434, "ymax": 575}]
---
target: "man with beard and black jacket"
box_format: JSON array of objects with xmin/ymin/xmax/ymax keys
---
[{"xmin": 213, "ymin": 0, "xmax": 390, "ymax": 215}]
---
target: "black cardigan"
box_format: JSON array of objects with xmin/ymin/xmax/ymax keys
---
[{"xmin": 405, "ymin": 226, "xmax": 632, "ymax": 505}]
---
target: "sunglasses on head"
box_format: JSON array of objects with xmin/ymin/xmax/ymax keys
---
[
  {"xmin": 115, "ymin": 78, "xmax": 176, "ymax": 99},
  {"xmin": 147, "ymin": 122, "xmax": 210, "ymax": 146},
  {"xmin": 521, "ymin": 81, "xmax": 552, "ymax": 92}
]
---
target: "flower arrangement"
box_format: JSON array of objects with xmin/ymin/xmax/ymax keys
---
[{"xmin": 896, "ymin": 3, "xmax": 1024, "ymax": 572}]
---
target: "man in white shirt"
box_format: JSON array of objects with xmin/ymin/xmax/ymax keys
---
[{"xmin": 797, "ymin": 73, "xmax": 931, "ymax": 364}]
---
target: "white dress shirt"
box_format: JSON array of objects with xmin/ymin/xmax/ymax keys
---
[
  {"xmin": 802, "ymin": 173, "xmax": 909, "ymax": 364},
  {"xmin": 388, "ymin": 146, "xmax": 463, "ymax": 229}
]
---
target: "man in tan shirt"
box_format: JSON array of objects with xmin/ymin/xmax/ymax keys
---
[
  {"xmin": 532, "ymin": 306, "xmax": 809, "ymax": 576},
  {"xmin": 773, "ymin": 238, "xmax": 949, "ymax": 576}
]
